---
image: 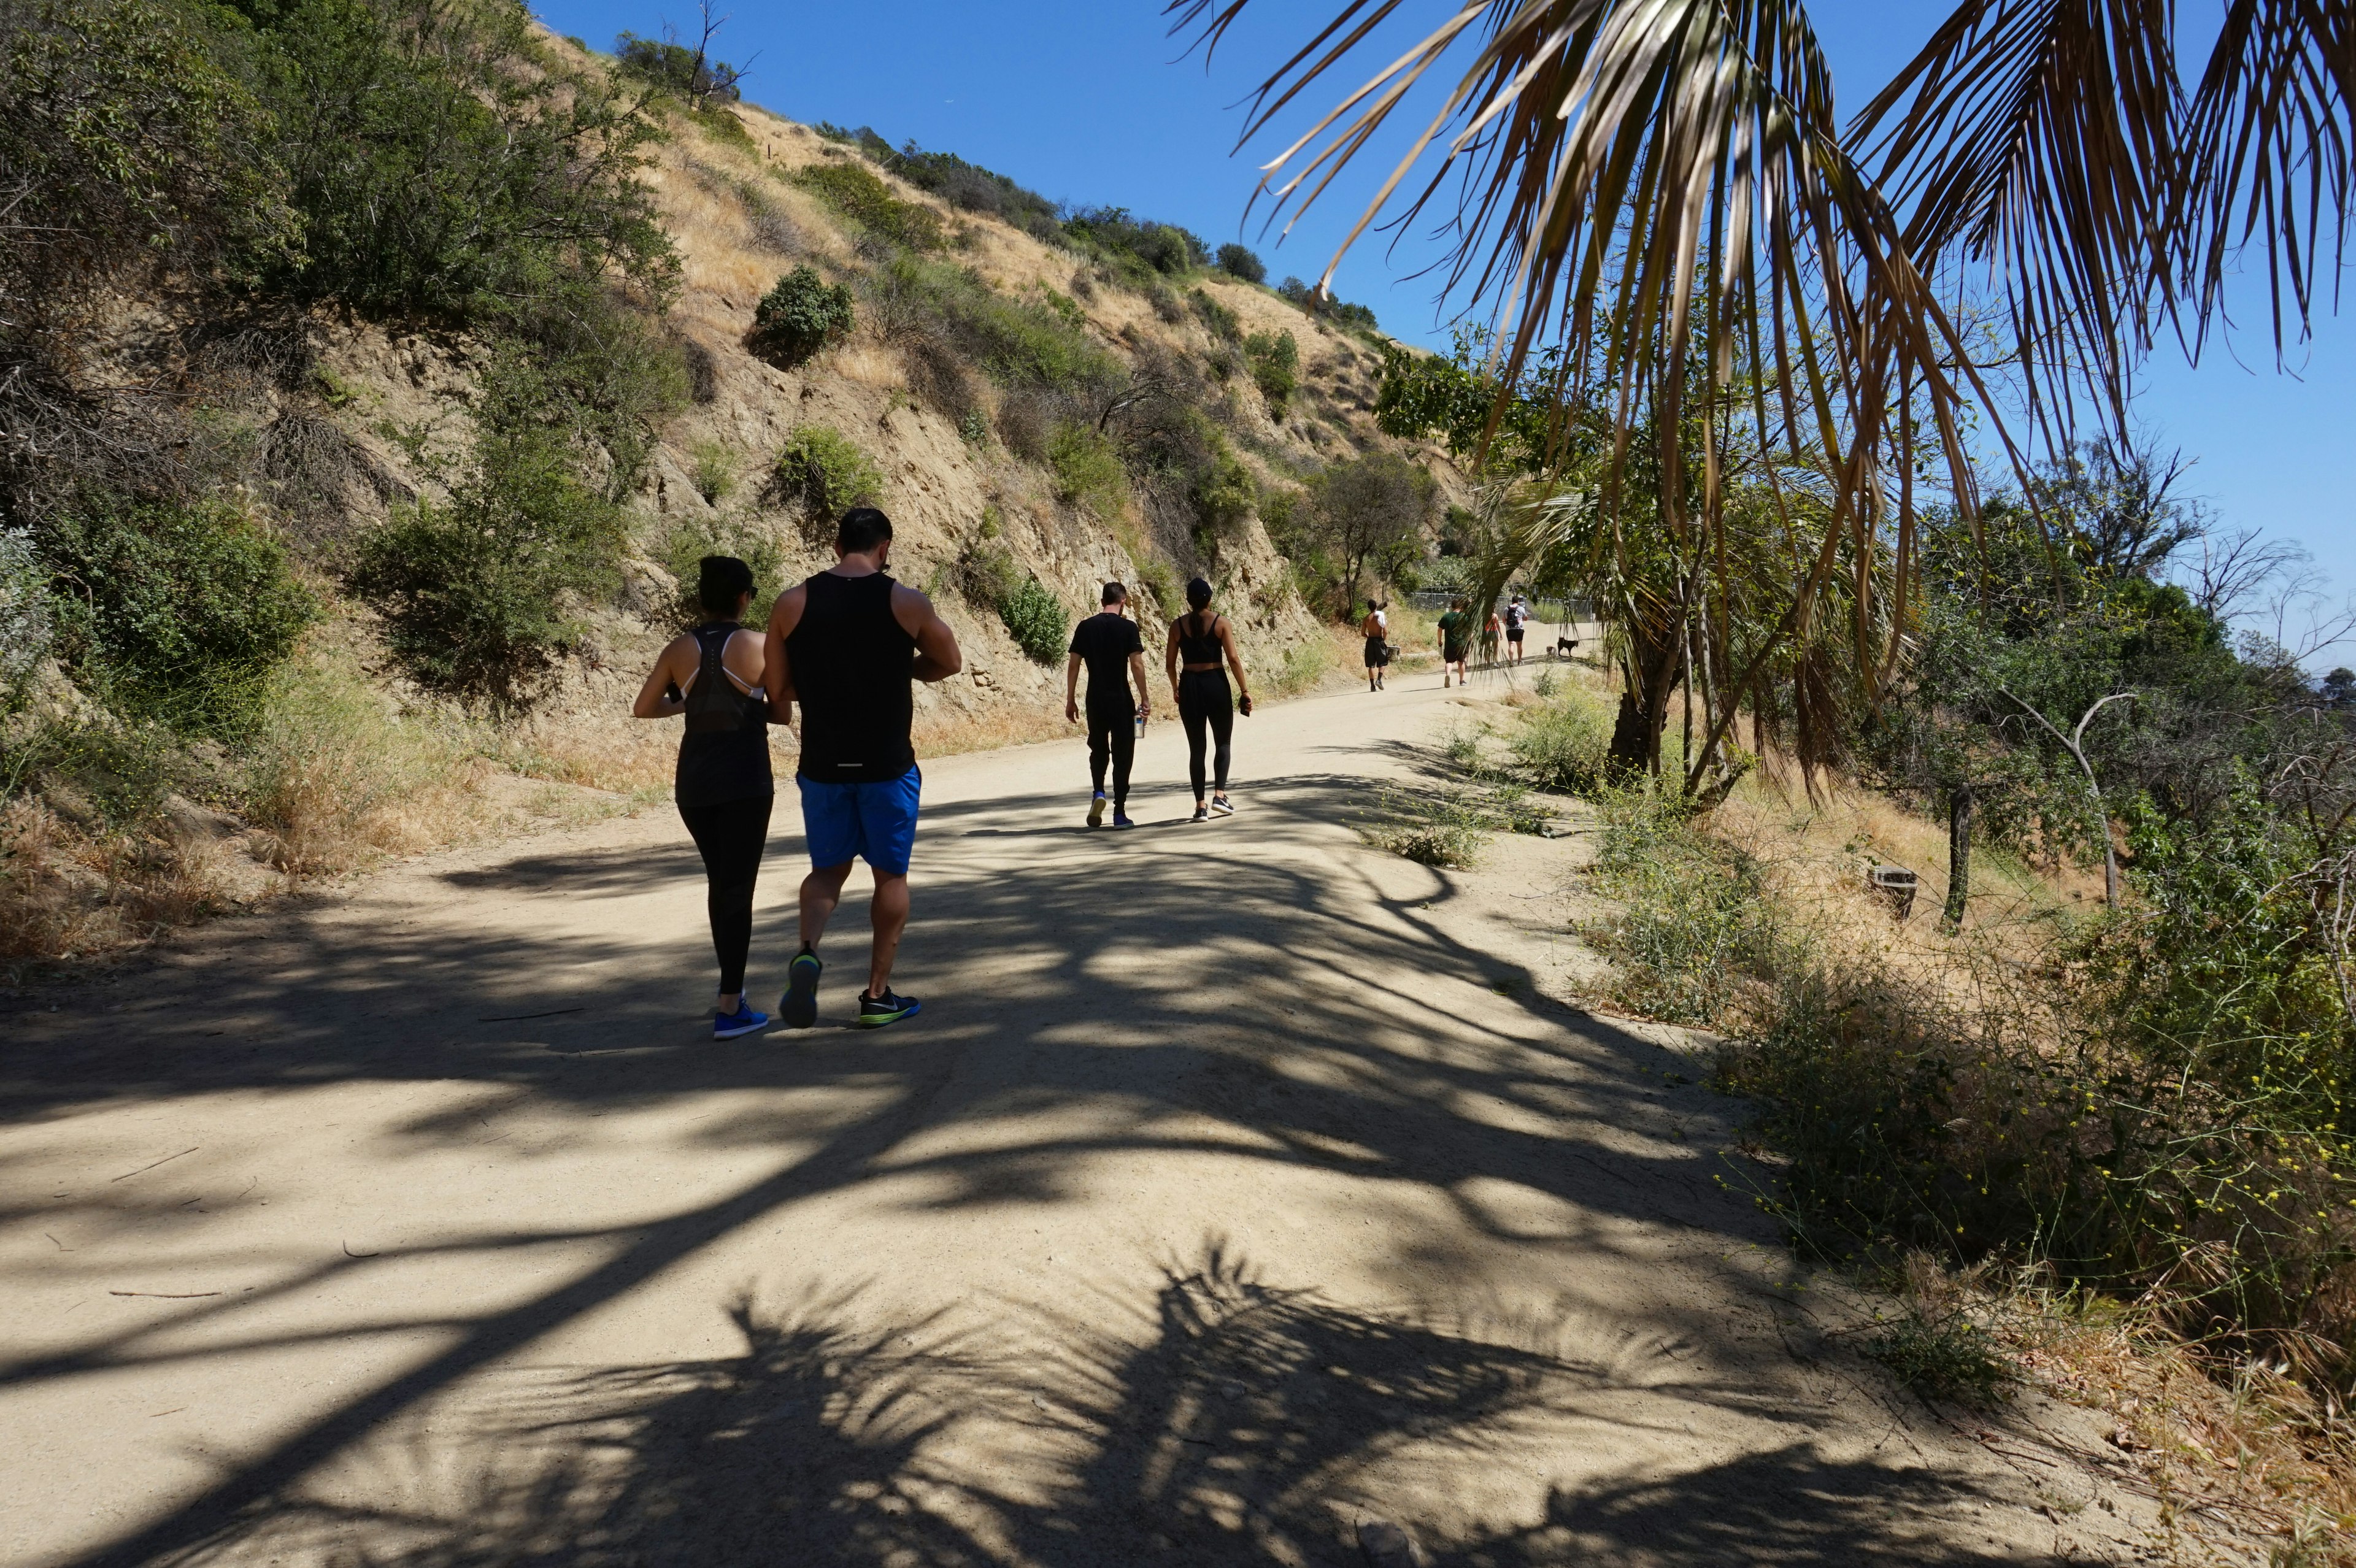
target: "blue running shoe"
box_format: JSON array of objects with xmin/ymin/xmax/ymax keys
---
[
  {"xmin": 1112, "ymin": 810, "xmax": 1136, "ymax": 829},
  {"xmin": 714, "ymin": 1002, "xmax": 769, "ymax": 1040},
  {"xmin": 780, "ymin": 950, "xmax": 822, "ymax": 1029},
  {"xmin": 857, "ymin": 988, "xmax": 921, "ymax": 1029},
  {"xmin": 1088, "ymin": 791, "xmax": 1107, "ymax": 828}
]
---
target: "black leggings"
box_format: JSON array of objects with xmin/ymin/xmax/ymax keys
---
[
  {"xmin": 1087, "ymin": 704, "xmax": 1136, "ymax": 809},
  {"xmin": 1178, "ymin": 670, "xmax": 1234, "ymax": 799},
  {"xmin": 679, "ymin": 793, "xmax": 772, "ymax": 996}
]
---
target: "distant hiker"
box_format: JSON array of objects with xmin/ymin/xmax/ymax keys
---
[
  {"xmin": 763, "ymin": 506, "xmax": 963, "ymax": 1030},
  {"xmin": 1436, "ymin": 598, "xmax": 1472, "ymax": 688},
  {"xmin": 1480, "ymin": 605, "xmax": 1503, "ymax": 666},
  {"xmin": 631, "ymin": 555, "xmax": 776, "ymax": 1040},
  {"xmin": 1505, "ymin": 594, "xmax": 1530, "ymax": 665},
  {"xmin": 1066, "ymin": 580, "xmax": 1151, "ymax": 828},
  {"xmin": 1165, "ymin": 577, "xmax": 1252, "ymax": 821},
  {"xmin": 1360, "ymin": 598, "xmax": 1390, "ymax": 692}
]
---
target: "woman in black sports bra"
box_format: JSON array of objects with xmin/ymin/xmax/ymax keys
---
[
  {"xmin": 1163, "ymin": 576, "xmax": 1252, "ymax": 821},
  {"xmin": 633, "ymin": 555, "xmax": 779, "ymax": 1039}
]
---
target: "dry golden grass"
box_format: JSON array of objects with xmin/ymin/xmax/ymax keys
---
[{"xmin": 1889, "ymin": 1258, "xmax": 2356, "ymax": 1565}]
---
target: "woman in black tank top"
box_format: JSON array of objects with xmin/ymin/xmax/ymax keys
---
[
  {"xmin": 1163, "ymin": 577, "xmax": 1253, "ymax": 821},
  {"xmin": 632, "ymin": 555, "xmax": 777, "ymax": 1039}
]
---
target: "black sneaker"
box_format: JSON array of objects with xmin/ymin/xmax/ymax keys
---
[
  {"xmin": 858, "ymin": 988, "xmax": 922, "ymax": 1029},
  {"xmin": 1190, "ymin": 803, "xmax": 1209, "ymax": 823},
  {"xmin": 780, "ymin": 950, "xmax": 822, "ymax": 1029}
]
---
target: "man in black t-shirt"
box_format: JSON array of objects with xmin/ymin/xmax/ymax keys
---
[{"xmin": 1064, "ymin": 580, "xmax": 1152, "ymax": 828}]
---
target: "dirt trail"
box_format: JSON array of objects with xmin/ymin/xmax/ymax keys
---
[{"xmin": 2, "ymin": 677, "xmax": 2169, "ymax": 1567}]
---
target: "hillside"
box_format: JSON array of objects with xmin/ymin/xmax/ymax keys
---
[{"xmin": 0, "ymin": 8, "xmax": 1465, "ymax": 969}]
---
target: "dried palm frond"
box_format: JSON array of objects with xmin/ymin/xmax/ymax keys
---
[
  {"xmin": 1168, "ymin": 0, "xmax": 1986, "ymax": 704},
  {"xmin": 1850, "ymin": 0, "xmax": 2181, "ymax": 447},
  {"xmin": 2179, "ymin": 0, "xmax": 2356, "ymax": 365}
]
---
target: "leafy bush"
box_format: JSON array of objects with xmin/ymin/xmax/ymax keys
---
[
  {"xmin": 612, "ymin": 30, "xmax": 741, "ymax": 102},
  {"xmin": 774, "ymin": 425, "xmax": 882, "ymax": 519},
  {"xmin": 660, "ymin": 515, "xmax": 786, "ymax": 628},
  {"xmin": 1063, "ymin": 207, "xmax": 1204, "ymax": 283},
  {"xmin": 887, "ymin": 139, "xmax": 1061, "ymax": 236},
  {"xmin": 1216, "ymin": 244, "xmax": 1265, "ymax": 283},
  {"xmin": 242, "ymin": 0, "xmax": 675, "ymax": 320},
  {"xmin": 1509, "ymin": 696, "xmax": 1611, "ymax": 792},
  {"xmin": 748, "ymin": 266, "xmax": 854, "ymax": 367},
  {"xmin": 1590, "ymin": 790, "xmax": 1780, "ymax": 1024},
  {"xmin": 1244, "ymin": 329, "xmax": 1299, "ymax": 417},
  {"xmin": 951, "ymin": 537, "xmax": 1024, "ymax": 610},
  {"xmin": 350, "ymin": 388, "xmax": 625, "ymax": 714},
  {"xmin": 1135, "ymin": 558, "xmax": 1182, "ymax": 620},
  {"xmin": 38, "ymin": 495, "xmax": 317, "ymax": 735},
  {"xmin": 1046, "ymin": 422, "xmax": 1127, "ymax": 518},
  {"xmin": 1188, "ymin": 287, "xmax": 1242, "ymax": 342},
  {"xmin": 0, "ymin": 530, "xmax": 50, "ymax": 708},
  {"xmin": 790, "ymin": 159, "xmax": 944, "ymax": 251},
  {"xmin": 688, "ymin": 440, "xmax": 737, "ymax": 505},
  {"xmin": 1861, "ymin": 1305, "xmax": 2014, "ymax": 1407},
  {"xmin": 1194, "ymin": 444, "xmax": 1257, "ymax": 535},
  {"xmin": 997, "ymin": 575, "xmax": 1068, "ymax": 665}
]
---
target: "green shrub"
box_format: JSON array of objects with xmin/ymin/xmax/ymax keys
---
[
  {"xmin": 1510, "ymin": 696, "xmax": 1611, "ymax": 793},
  {"xmin": 660, "ymin": 516, "xmax": 786, "ymax": 627},
  {"xmin": 0, "ymin": 529, "xmax": 51, "ymax": 710},
  {"xmin": 790, "ymin": 159, "xmax": 943, "ymax": 251},
  {"xmin": 1063, "ymin": 207, "xmax": 1203, "ymax": 283},
  {"xmin": 350, "ymin": 420, "xmax": 624, "ymax": 714},
  {"xmin": 1134, "ymin": 557, "xmax": 1182, "ymax": 620},
  {"xmin": 38, "ymin": 495, "xmax": 317, "ymax": 735},
  {"xmin": 612, "ymin": 30, "xmax": 742, "ymax": 103},
  {"xmin": 774, "ymin": 425, "xmax": 882, "ymax": 520},
  {"xmin": 1861, "ymin": 1305, "xmax": 2014, "ymax": 1407},
  {"xmin": 688, "ymin": 439, "xmax": 737, "ymax": 505},
  {"xmin": 1194, "ymin": 444, "xmax": 1257, "ymax": 534},
  {"xmin": 1046, "ymin": 422, "xmax": 1126, "ymax": 517},
  {"xmin": 998, "ymin": 575, "xmax": 1069, "ymax": 664},
  {"xmin": 951, "ymin": 537, "xmax": 1023, "ymax": 610},
  {"xmin": 748, "ymin": 266, "xmax": 854, "ymax": 367},
  {"xmin": 1215, "ymin": 244, "xmax": 1265, "ymax": 283},
  {"xmin": 1590, "ymin": 789, "xmax": 1782, "ymax": 1024},
  {"xmin": 1188, "ymin": 286, "xmax": 1242, "ymax": 342},
  {"xmin": 241, "ymin": 0, "xmax": 675, "ymax": 320},
  {"xmin": 1244, "ymin": 329, "xmax": 1299, "ymax": 417}
]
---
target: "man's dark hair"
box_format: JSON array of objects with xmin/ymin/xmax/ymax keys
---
[
  {"xmin": 1101, "ymin": 580, "xmax": 1128, "ymax": 605},
  {"xmin": 698, "ymin": 555, "xmax": 755, "ymax": 617},
  {"xmin": 837, "ymin": 506, "xmax": 893, "ymax": 555}
]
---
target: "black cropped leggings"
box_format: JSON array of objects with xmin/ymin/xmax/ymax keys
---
[
  {"xmin": 1177, "ymin": 669, "xmax": 1234, "ymax": 799},
  {"xmin": 679, "ymin": 793, "xmax": 772, "ymax": 996}
]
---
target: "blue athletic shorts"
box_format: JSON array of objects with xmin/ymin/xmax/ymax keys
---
[{"xmin": 798, "ymin": 766, "xmax": 922, "ymax": 875}]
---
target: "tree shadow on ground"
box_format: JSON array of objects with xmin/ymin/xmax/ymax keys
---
[
  {"xmin": 4, "ymin": 758, "xmax": 1801, "ymax": 1567},
  {"xmin": 167, "ymin": 1243, "xmax": 2019, "ymax": 1568}
]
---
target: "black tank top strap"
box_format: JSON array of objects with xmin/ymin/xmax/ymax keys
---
[
  {"xmin": 1179, "ymin": 610, "xmax": 1222, "ymax": 664},
  {"xmin": 683, "ymin": 623, "xmax": 763, "ymax": 733}
]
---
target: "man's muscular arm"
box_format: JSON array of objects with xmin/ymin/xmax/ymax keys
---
[{"xmin": 893, "ymin": 584, "xmax": 964, "ymax": 683}]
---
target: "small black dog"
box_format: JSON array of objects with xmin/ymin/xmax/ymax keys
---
[{"xmin": 1553, "ymin": 636, "xmax": 1580, "ymax": 659}]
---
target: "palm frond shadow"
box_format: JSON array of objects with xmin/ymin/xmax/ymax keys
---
[{"xmin": 164, "ymin": 1242, "xmax": 2021, "ymax": 1567}]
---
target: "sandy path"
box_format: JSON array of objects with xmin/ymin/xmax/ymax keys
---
[{"xmin": 2, "ymin": 677, "xmax": 2165, "ymax": 1567}]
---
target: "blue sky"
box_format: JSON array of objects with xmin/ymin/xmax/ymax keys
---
[{"xmin": 533, "ymin": 0, "xmax": 2355, "ymax": 661}]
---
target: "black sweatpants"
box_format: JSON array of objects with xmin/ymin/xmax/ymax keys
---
[
  {"xmin": 1087, "ymin": 702, "xmax": 1137, "ymax": 809},
  {"xmin": 1178, "ymin": 669, "xmax": 1234, "ymax": 799},
  {"xmin": 678, "ymin": 793, "xmax": 772, "ymax": 996}
]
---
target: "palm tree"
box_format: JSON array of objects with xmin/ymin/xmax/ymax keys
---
[{"xmin": 1168, "ymin": 0, "xmax": 2350, "ymax": 733}]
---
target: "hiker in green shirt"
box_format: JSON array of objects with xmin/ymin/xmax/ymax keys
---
[{"xmin": 1436, "ymin": 598, "xmax": 1472, "ymax": 688}]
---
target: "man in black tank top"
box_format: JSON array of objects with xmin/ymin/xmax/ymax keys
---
[{"xmin": 763, "ymin": 507, "xmax": 963, "ymax": 1029}]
